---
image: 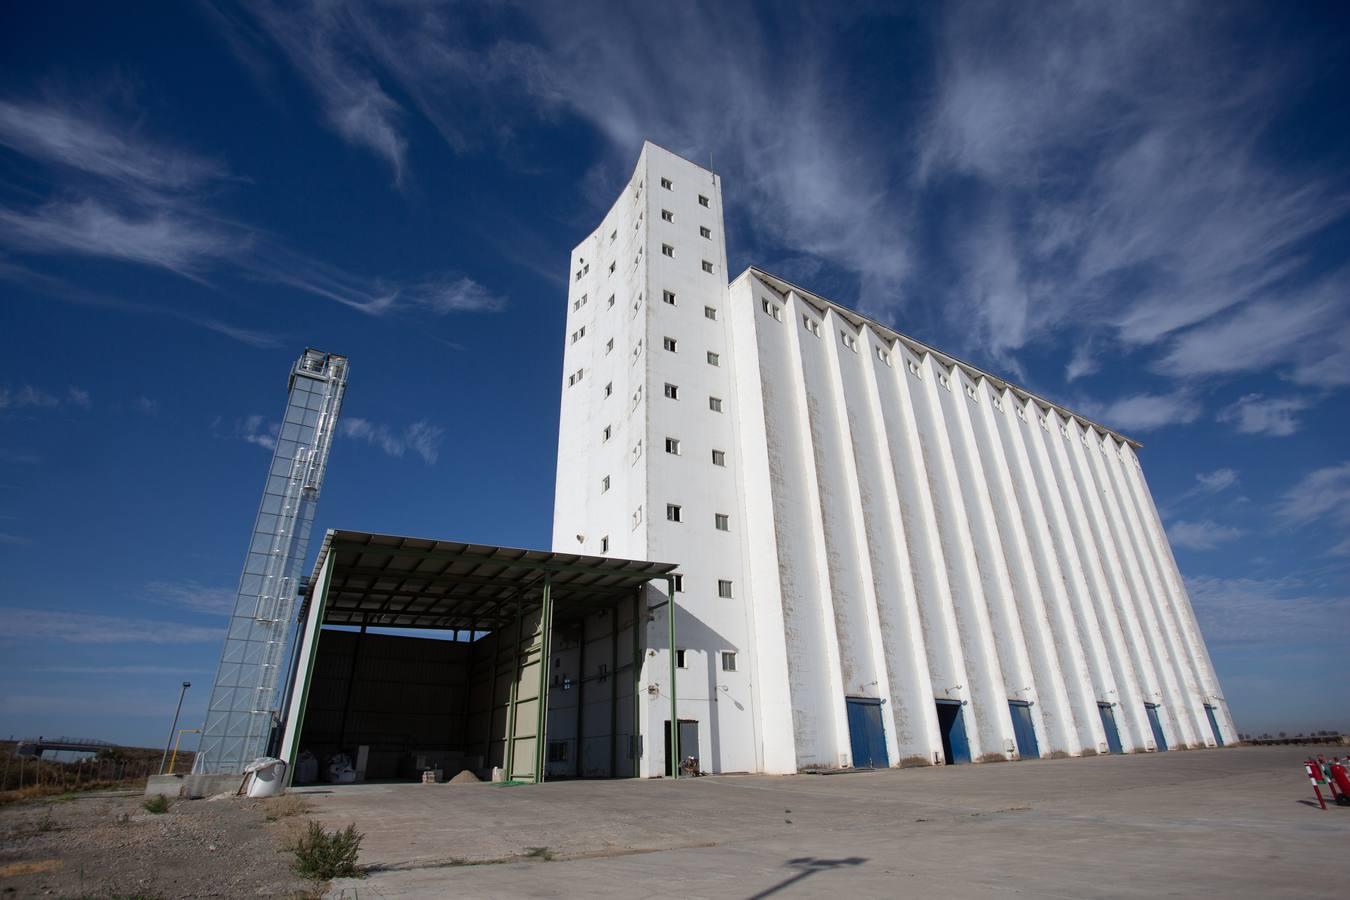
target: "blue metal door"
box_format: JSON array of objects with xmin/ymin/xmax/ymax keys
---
[
  {"xmin": 1145, "ymin": 703, "xmax": 1168, "ymax": 751},
  {"xmin": 1204, "ymin": 705, "xmax": 1224, "ymax": 747},
  {"xmin": 1008, "ymin": 701, "xmax": 1040, "ymax": 759},
  {"xmin": 846, "ymin": 697, "xmax": 889, "ymax": 769},
  {"xmin": 936, "ymin": 700, "xmax": 971, "ymax": 764},
  {"xmin": 1098, "ymin": 703, "xmax": 1123, "ymax": 754}
]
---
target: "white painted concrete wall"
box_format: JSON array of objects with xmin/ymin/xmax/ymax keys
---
[{"xmin": 552, "ymin": 143, "xmax": 1234, "ymax": 775}]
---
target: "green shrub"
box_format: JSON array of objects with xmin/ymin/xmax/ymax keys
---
[
  {"xmin": 293, "ymin": 821, "xmax": 363, "ymax": 880},
  {"xmin": 142, "ymin": 795, "xmax": 171, "ymax": 815}
]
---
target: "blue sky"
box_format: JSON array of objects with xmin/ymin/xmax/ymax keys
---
[{"xmin": 1, "ymin": 2, "xmax": 1346, "ymax": 746}]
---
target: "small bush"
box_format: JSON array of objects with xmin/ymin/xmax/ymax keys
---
[
  {"xmin": 293, "ymin": 821, "xmax": 363, "ymax": 880},
  {"xmin": 142, "ymin": 795, "xmax": 172, "ymax": 815}
]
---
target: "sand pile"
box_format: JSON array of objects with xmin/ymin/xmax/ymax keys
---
[{"xmin": 449, "ymin": 769, "xmax": 481, "ymax": 784}]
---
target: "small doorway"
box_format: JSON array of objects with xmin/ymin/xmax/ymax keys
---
[
  {"xmin": 1008, "ymin": 700, "xmax": 1040, "ymax": 759},
  {"xmin": 935, "ymin": 699, "xmax": 971, "ymax": 764},
  {"xmin": 845, "ymin": 697, "xmax": 889, "ymax": 769},
  {"xmin": 1098, "ymin": 702, "xmax": 1123, "ymax": 754},
  {"xmin": 663, "ymin": 719, "xmax": 699, "ymax": 776},
  {"xmin": 1144, "ymin": 703, "xmax": 1168, "ymax": 751},
  {"xmin": 1204, "ymin": 704, "xmax": 1224, "ymax": 747}
]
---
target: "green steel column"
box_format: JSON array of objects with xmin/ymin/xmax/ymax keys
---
[
  {"xmin": 632, "ymin": 591, "xmax": 641, "ymax": 777},
  {"xmin": 667, "ymin": 575, "xmax": 678, "ymax": 780},
  {"xmin": 505, "ymin": 602, "xmax": 523, "ymax": 778},
  {"xmin": 534, "ymin": 578, "xmax": 553, "ymax": 783}
]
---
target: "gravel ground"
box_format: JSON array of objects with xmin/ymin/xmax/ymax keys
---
[{"xmin": 0, "ymin": 791, "xmax": 323, "ymax": 898}]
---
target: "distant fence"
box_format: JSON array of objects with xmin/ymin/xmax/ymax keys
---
[
  {"xmin": 1246, "ymin": 735, "xmax": 1345, "ymax": 747},
  {"xmin": 0, "ymin": 744, "xmax": 196, "ymax": 797}
]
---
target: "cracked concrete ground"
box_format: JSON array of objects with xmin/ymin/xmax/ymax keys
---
[{"xmin": 302, "ymin": 746, "xmax": 1349, "ymax": 898}]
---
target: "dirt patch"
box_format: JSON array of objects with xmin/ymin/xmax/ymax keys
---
[{"xmin": 0, "ymin": 792, "xmax": 321, "ymax": 898}]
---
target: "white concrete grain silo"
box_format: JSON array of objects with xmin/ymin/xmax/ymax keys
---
[{"xmin": 553, "ymin": 141, "xmax": 1232, "ymax": 777}]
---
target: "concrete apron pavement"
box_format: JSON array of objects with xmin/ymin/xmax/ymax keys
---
[{"xmin": 306, "ymin": 746, "xmax": 1350, "ymax": 899}]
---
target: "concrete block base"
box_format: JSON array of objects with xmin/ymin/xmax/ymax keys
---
[{"xmin": 145, "ymin": 773, "xmax": 244, "ymax": 799}]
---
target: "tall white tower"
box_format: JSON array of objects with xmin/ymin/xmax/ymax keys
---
[{"xmin": 553, "ymin": 143, "xmax": 759, "ymax": 775}]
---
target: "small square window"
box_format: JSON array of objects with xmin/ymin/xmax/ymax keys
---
[
  {"xmin": 571, "ymin": 326, "xmax": 585, "ymax": 344},
  {"xmin": 803, "ymin": 315, "xmax": 821, "ymax": 337},
  {"xmin": 548, "ymin": 740, "xmax": 568, "ymax": 762},
  {"xmin": 661, "ymin": 209, "xmax": 674, "ymax": 222},
  {"xmin": 609, "ymin": 261, "xmax": 616, "ymax": 274},
  {"xmin": 606, "ymin": 338, "xmax": 615, "ymax": 354},
  {"xmin": 877, "ymin": 346, "xmax": 893, "ymax": 366},
  {"xmin": 610, "ymin": 230, "xmax": 617, "ymax": 241},
  {"xmin": 671, "ymin": 574, "xmax": 684, "ymax": 592},
  {"xmin": 706, "ymin": 351, "xmax": 720, "ymax": 366},
  {"xmin": 573, "ymin": 294, "xmax": 587, "ymax": 311},
  {"xmin": 601, "ymin": 535, "xmax": 609, "ymax": 553},
  {"xmin": 699, "ymin": 225, "xmax": 711, "ymax": 239},
  {"xmin": 714, "ymin": 513, "xmax": 729, "ymax": 531},
  {"xmin": 662, "ymin": 244, "xmax": 675, "ymax": 258},
  {"xmin": 603, "ymin": 425, "xmax": 612, "ymax": 442},
  {"xmin": 632, "ymin": 505, "xmax": 643, "ymax": 528},
  {"xmin": 704, "ymin": 306, "xmax": 718, "ymax": 320},
  {"xmin": 665, "ymin": 437, "xmax": 681, "ymax": 455},
  {"xmin": 701, "ymin": 260, "xmax": 714, "ymax": 273},
  {"xmin": 664, "ymin": 383, "xmax": 680, "ymax": 399},
  {"xmin": 604, "ymin": 382, "xmax": 613, "ymax": 398},
  {"xmin": 675, "ymin": 648, "xmax": 687, "ymax": 668},
  {"xmin": 661, "ymin": 177, "xmax": 673, "ymax": 190},
  {"xmin": 698, "ymin": 194, "xmax": 710, "ymax": 207},
  {"xmin": 666, "ymin": 503, "xmax": 682, "ymax": 522},
  {"xmin": 709, "ymin": 396, "xmax": 723, "ymax": 412},
  {"xmin": 721, "ymin": 651, "xmax": 737, "ymax": 672},
  {"xmin": 664, "ymin": 337, "xmax": 678, "ymax": 352},
  {"xmin": 761, "ymin": 299, "xmax": 782, "ymax": 321},
  {"xmin": 717, "ymin": 579, "xmax": 733, "ymax": 598},
  {"xmin": 601, "ymin": 475, "xmax": 611, "ymax": 493},
  {"xmin": 711, "ymin": 449, "xmax": 726, "ymax": 466},
  {"xmin": 663, "ymin": 290, "xmax": 677, "ymax": 305},
  {"xmin": 567, "ymin": 369, "xmax": 583, "ymax": 387},
  {"xmin": 607, "ymin": 293, "xmax": 615, "ymax": 308},
  {"xmin": 841, "ymin": 331, "xmax": 859, "ymax": 352}
]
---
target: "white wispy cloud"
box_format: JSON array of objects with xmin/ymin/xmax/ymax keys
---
[
  {"xmin": 1217, "ymin": 393, "xmax": 1314, "ymax": 437},
  {"xmin": 1, "ymin": 94, "xmax": 504, "ymax": 321},
  {"xmin": 1275, "ymin": 462, "xmax": 1350, "ymax": 538},
  {"xmin": 1076, "ymin": 390, "xmax": 1202, "ymax": 433},
  {"xmin": 240, "ymin": 414, "xmax": 278, "ymax": 450},
  {"xmin": 134, "ymin": 396, "xmax": 159, "ymax": 415},
  {"xmin": 0, "ymin": 383, "xmax": 91, "ymax": 411},
  {"xmin": 1186, "ymin": 574, "xmax": 1350, "ymax": 644},
  {"xmin": 0, "ymin": 608, "xmax": 223, "ymax": 644},
  {"xmin": 340, "ymin": 416, "xmax": 444, "ymax": 465},
  {"xmin": 0, "ymin": 532, "xmax": 30, "ymax": 545},
  {"xmin": 1167, "ymin": 519, "xmax": 1243, "ymax": 551},
  {"xmin": 1195, "ymin": 468, "xmax": 1239, "ymax": 494},
  {"xmin": 146, "ymin": 580, "xmax": 236, "ymax": 616}
]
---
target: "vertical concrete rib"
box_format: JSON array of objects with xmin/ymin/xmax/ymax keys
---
[
  {"xmin": 1032, "ymin": 401, "xmax": 1151, "ymax": 750},
  {"xmin": 853, "ymin": 333, "xmax": 942, "ymax": 764},
  {"xmin": 1092, "ymin": 430, "xmax": 1209, "ymax": 746},
  {"xmin": 811, "ymin": 303, "xmax": 900, "ymax": 763},
  {"xmin": 779, "ymin": 296, "xmax": 851, "ymax": 768},
  {"xmin": 908, "ymin": 354, "xmax": 1014, "ymax": 761},
  {"xmin": 1056, "ymin": 412, "xmax": 1169, "ymax": 749},
  {"xmin": 939, "ymin": 370, "xmax": 1053, "ymax": 758},
  {"xmin": 1070, "ymin": 419, "xmax": 1197, "ymax": 748},
  {"xmin": 992, "ymin": 388, "xmax": 1104, "ymax": 753},
  {"xmin": 965, "ymin": 378, "xmax": 1079, "ymax": 756},
  {"xmin": 878, "ymin": 346, "xmax": 973, "ymax": 765},
  {"xmin": 1119, "ymin": 445, "xmax": 1234, "ymax": 743}
]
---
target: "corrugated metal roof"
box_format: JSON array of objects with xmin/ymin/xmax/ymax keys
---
[{"xmin": 305, "ymin": 529, "xmax": 678, "ymax": 630}]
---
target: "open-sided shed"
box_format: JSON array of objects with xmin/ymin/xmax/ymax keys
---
[{"xmin": 277, "ymin": 530, "xmax": 680, "ymax": 785}]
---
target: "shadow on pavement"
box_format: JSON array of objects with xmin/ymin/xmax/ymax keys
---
[{"xmin": 746, "ymin": 856, "xmax": 867, "ymax": 899}]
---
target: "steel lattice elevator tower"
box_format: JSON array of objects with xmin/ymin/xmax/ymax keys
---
[{"xmin": 195, "ymin": 349, "xmax": 348, "ymax": 774}]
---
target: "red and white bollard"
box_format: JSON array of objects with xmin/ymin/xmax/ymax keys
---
[{"xmin": 1305, "ymin": 759, "xmax": 1328, "ymax": 810}]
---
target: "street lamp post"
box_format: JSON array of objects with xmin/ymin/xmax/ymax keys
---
[{"xmin": 159, "ymin": 681, "xmax": 191, "ymax": 775}]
